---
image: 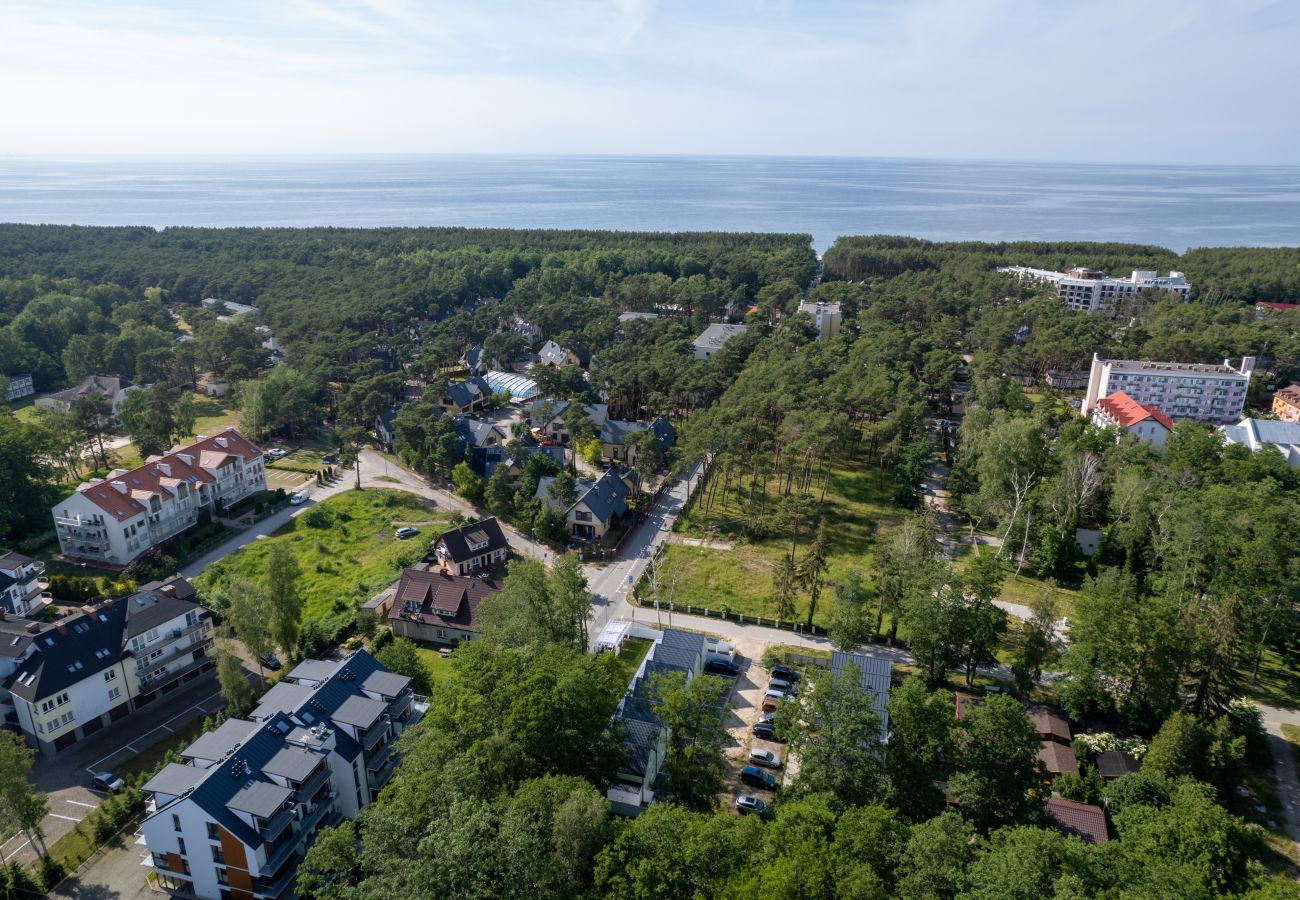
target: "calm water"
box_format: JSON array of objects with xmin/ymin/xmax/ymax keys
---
[{"xmin": 2, "ymin": 155, "xmax": 1299, "ymax": 252}]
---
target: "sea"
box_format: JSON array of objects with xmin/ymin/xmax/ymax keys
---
[{"xmin": 2, "ymin": 155, "xmax": 1299, "ymax": 253}]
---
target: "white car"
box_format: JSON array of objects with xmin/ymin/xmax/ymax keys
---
[
  {"xmin": 749, "ymin": 748, "xmax": 781, "ymax": 769},
  {"xmin": 267, "ymin": 448, "xmax": 289, "ymax": 459},
  {"xmin": 92, "ymin": 772, "xmax": 125, "ymax": 793},
  {"xmin": 289, "ymin": 490, "xmax": 309, "ymax": 506}
]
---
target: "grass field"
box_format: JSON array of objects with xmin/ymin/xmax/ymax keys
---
[
  {"xmin": 1282, "ymin": 724, "xmax": 1300, "ymax": 769},
  {"xmin": 193, "ymin": 489, "xmax": 447, "ymax": 632},
  {"xmin": 412, "ymin": 644, "xmax": 457, "ymax": 687},
  {"xmin": 661, "ymin": 459, "xmax": 905, "ymax": 627}
]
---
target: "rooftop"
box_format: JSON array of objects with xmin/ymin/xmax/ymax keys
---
[
  {"xmin": 1046, "ymin": 796, "xmax": 1109, "ymax": 844},
  {"xmin": 693, "ymin": 322, "xmax": 748, "ymax": 350},
  {"xmin": 1094, "ymin": 391, "xmax": 1174, "ymax": 431}
]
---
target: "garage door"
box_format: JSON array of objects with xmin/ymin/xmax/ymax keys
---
[
  {"xmin": 81, "ymin": 716, "xmax": 103, "ymax": 737},
  {"xmin": 53, "ymin": 731, "xmax": 77, "ymax": 751},
  {"xmin": 109, "ymin": 702, "xmax": 130, "ymax": 721}
]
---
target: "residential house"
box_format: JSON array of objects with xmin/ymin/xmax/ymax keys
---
[
  {"xmin": 451, "ymin": 415, "xmax": 512, "ymax": 478},
  {"xmin": 796, "ymin": 300, "xmax": 842, "ymax": 341},
  {"xmin": 140, "ymin": 650, "xmax": 418, "ymax": 899},
  {"xmin": 51, "ymin": 428, "xmax": 267, "ymax": 567},
  {"xmin": 4, "ymin": 373, "xmax": 34, "ymax": 402},
  {"xmin": 1090, "ymin": 390, "xmax": 1174, "ymax": 449},
  {"xmin": 460, "ymin": 344, "xmax": 485, "ymax": 375},
  {"xmin": 374, "ymin": 405, "xmax": 401, "ymax": 452},
  {"xmin": 35, "ymin": 375, "xmax": 134, "ymax": 416},
  {"xmin": 439, "ymin": 376, "xmax": 493, "ymax": 415},
  {"xmin": 537, "ymin": 340, "xmax": 587, "ymax": 369},
  {"xmin": 1255, "ymin": 301, "xmax": 1300, "ymax": 316},
  {"xmin": 607, "ymin": 628, "xmax": 709, "ymax": 816},
  {"xmin": 830, "ymin": 651, "xmax": 892, "ymax": 738},
  {"xmin": 512, "ymin": 317, "xmax": 543, "ymax": 346},
  {"xmin": 388, "ymin": 568, "xmax": 501, "ymax": 646},
  {"xmin": 1027, "ymin": 704, "xmax": 1072, "ymax": 745},
  {"xmin": 1074, "ymin": 525, "xmax": 1103, "ymax": 557},
  {"xmin": 433, "ymin": 517, "xmax": 509, "ymax": 575},
  {"xmin": 1272, "ymin": 385, "xmax": 1300, "ymax": 422},
  {"xmin": 1220, "ymin": 417, "xmax": 1300, "ymax": 467},
  {"xmin": 1037, "ymin": 741, "xmax": 1080, "ymax": 781},
  {"xmin": 1045, "ymin": 369, "xmax": 1089, "ymax": 390},
  {"xmin": 1046, "ymin": 796, "xmax": 1109, "ymax": 844},
  {"xmin": 3, "ymin": 580, "xmax": 214, "ymax": 754},
  {"xmin": 201, "ymin": 297, "xmax": 259, "ymax": 319},
  {"xmin": 537, "ymin": 468, "xmax": 635, "ymax": 540},
  {"xmin": 1084, "ymin": 354, "xmax": 1254, "ymax": 425},
  {"xmin": 1095, "ymin": 750, "xmax": 1141, "ymax": 781},
  {"xmin": 692, "ymin": 323, "xmax": 748, "ymax": 361},
  {"xmin": 0, "ymin": 552, "xmax": 47, "ymax": 618},
  {"xmin": 598, "ymin": 416, "xmax": 676, "ymax": 467}
]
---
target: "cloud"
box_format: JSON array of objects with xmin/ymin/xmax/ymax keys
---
[{"xmin": 0, "ymin": 0, "xmax": 1295, "ymax": 161}]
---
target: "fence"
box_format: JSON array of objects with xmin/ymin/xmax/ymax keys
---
[{"xmin": 626, "ymin": 594, "xmax": 828, "ymax": 638}]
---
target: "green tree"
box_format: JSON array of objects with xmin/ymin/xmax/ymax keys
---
[
  {"xmin": 334, "ymin": 425, "xmax": 367, "ymax": 490},
  {"xmin": 826, "ymin": 569, "xmax": 873, "ymax": 651},
  {"xmin": 797, "ymin": 520, "xmax": 831, "ymax": 626},
  {"xmin": 790, "ymin": 663, "xmax": 885, "ymax": 808},
  {"xmin": 225, "ymin": 576, "xmax": 275, "ymax": 685},
  {"xmin": 452, "ymin": 461, "xmax": 485, "ymax": 503},
  {"xmin": 374, "ymin": 636, "xmax": 433, "ymax": 694},
  {"xmin": 265, "ymin": 542, "xmax": 304, "ymax": 658},
  {"xmin": 884, "ymin": 677, "xmax": 956, "ymax": 822},
  {"xmin": 297, "ymin": 821, "xmax": 363, "ymax": 900},
  {"xmin": 71, "ymin": 392, "xmax": 114, "ymax": 469},
  {"xmin": 773, "ymin": 553, "xmax": 798, "ymax": 621},
  {"xmin": 0, "ymin": 733, "xmax": 49, "ymax": 857},
  {"xmin": 647, "ymin": 671, "xmax": 731, "ymax": 812},
  {"xmin": 895, "ymin": 811, "xmax": 975, "ymax": 900},
  {"xmin": 215, "ymin": 645, "xmax": 254, "ymax": 717},
  {"xmin": 949, "ymin": 695, "xmax": 1046, "ymax": 832},
  {"xmin": 1012, "ymin": 584, "xmax": 1061, "ymax": 694},
  {"xmin": 547, "ymin": 553, "xmax": 591, "ymax": 650},
  {"xmin": 484, "ymin": 463, "xmax": 514, "ymax": 516},
  {"xmin": 961, "ymin": 825, "xmax": 1093, "ymax": 900}
]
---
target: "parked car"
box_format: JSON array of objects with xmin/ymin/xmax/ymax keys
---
[
  {"xmin": 735, "ymin": 795, "xmax": 768, "ymax": 816},
  {"xmin": 289, "ymin": 490, "xmax": 309, "ymax": 506},
  {"xmin": 749, "ymin": 748, "xmax": 781, "ymax": 768},
  {"xmin": 258, "ymin": 653, "xmax": 282, "ymax": 671},
  {"xmin": 752, "ymin": 722, "xmax": 783, "ymax": 742},
  {"xmin": 740, "ymin": 766, "xmax": 777, "ymax": 790},
  {"xmin": 266, "ymin": 448, "xmax": 289, "ymax": 459},
  {"xmin": 761, "ymin": 691, "xmax": 788, "ymax": 712},
  {"xmin": 704, "ymin": 658, "xmax": 739, "ymax": 676},
  {"xmin": 770, "ymin": 664, "xmax": 800, "ymax": 682},
  {"xmin": 395, "ymin": 527, "xmax": 420, "ymax": 540},
  {"xmin": 768, "ymin": 678, "xmax": 797, "ymax": 695},
  {"xmin": 92, "ymin": 772, "xmax": 125, "ymax": 793}
]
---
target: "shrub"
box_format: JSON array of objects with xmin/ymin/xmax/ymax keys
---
[
  {"xmin": 302, "ymin": 506, "xmax": 334, "ymax": 528},
  {"xmin": 371, "ymin": 627, "xmax": 394, "ymax": 651},
  {"xmin": 300, "ymin": 621, "xmax": 331, "ymax": 659},
  {"xmin": 36, "ymin": 854, "xmax": 65, "ymax": 892}
]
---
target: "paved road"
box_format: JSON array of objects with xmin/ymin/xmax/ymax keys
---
[{"xmin": 1258, "ymin": 703, "xmax": 1300, "ymax": 850}]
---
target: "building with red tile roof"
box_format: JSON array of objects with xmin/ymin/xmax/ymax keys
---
[
  {"xmin": 388, "ymin": 568, "xmax": 501, "ymax": 646},
  {"xmin": 1047, "ymin": 796, "xmax": 1109, "ymax": 843},
  {"xmin": 1090, "ymin": 390, "xmax": 1174, "ymax": 448},
  {"xmin": 51, "ymin": 428, "xmax": 265, "ymax": 567},
  {"xmin": 1038, "ymin": 741, "xmax": 1080, "ymax": 779}
]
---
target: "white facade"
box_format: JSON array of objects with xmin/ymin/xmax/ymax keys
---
[
  {"xmin": 0, "ymin": 553, "xmax": 45, "ymax": 618},
  {"xmin": 1084, "ymin": 354, "xmax": 1253, "ymax": 425},
  {"xmin": 1221, "ymin": 418, "xmax": 1300, "ymax": 467},
  {"xmin": 52, "ymin": 428, "xmax": 265, "ymax": 567},
  {"xmin": 998, "ymin": 265, "xmax": 1191, "ymax": 315},
  {"xmin": 796, "ymin": 300, "xmax": 842, "ymax": 341}
]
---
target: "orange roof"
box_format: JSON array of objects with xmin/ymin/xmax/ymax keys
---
[
  {"xmin": 1095, "ymin": 391, "xmax": 1174, "ymax": 431},
  {"xmin": 1275, "ymin": 385, "xmax": 1300, "ymax": 406},
  {"xmin": 76, "ymin": 429, "xmax": 262, "ymax": 522}
]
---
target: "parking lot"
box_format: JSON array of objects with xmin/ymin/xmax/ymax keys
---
[{"xmin": 717, "ymin": 637, "xmax": 801, "ymax": 814}]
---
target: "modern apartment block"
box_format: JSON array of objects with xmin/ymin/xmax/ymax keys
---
[
  {"xmin": 0, "ymin": 552, "xmax": 47, "ymax": 618},
  {"xmin": 52, "ymin": 428, "xmax": 266, "ymax": 567},
  {"xmin": 998, "ymin": 265, "xmax": 1191, "ymax": 315},
  {"xmin": 1084, "ymin": 354, "xmax": 1254, "ymax": 425},
  {"xmin": 141, "ymin": 650, "xmax": 419, "ymax": 900},
  {"xmin": 796, "ymin": 299, "xmax": 842, "ymax": 341},
  {"xmin": 2, "ymin": 578, "xmax": 213, "ymax": 754}
]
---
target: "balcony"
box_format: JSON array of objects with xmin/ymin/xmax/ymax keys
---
[
  {"xmin": 298, "ymin": 795, "xmax": 334, "ymax": 836},
  {"xmin": 259, "ymin": 804, "xmax": 297, "ymax": 842},
  {"xmin": 361, "ymin": 718, "xmax": 390, "ymax": 751},
  {"xmin": 365, "ymin": 741, "xmax": 394, "ymax": 773},
  {"xmin": 253, "ymin": 852, "xmax": 302, "ymax": 899},
  {"xmin": 138, "ymin": 651, "xmax": 212, "ymax": 689},
  {"xmin": 295, "ymin": 766, "xmax": 330, "ymax": 803},
  {"xmin": 367, "ymin": 754, "xmax": 398, "ymax": 791},
  {"xmin": 134, "ymin": 625, "xmax": 212, "ymax": 673},
  {"xmin": 147, "ymin": 510, "xmax": 199, "ymax": 545}
]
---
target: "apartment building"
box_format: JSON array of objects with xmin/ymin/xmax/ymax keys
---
[
  {"xmin": 796, "ymin": 299, "xmax": 842, "ymax": 341},
  {"xmin": 0, "ymin": 552, "xmax": 47, "ymax": 618},
  {"xmin": 141, "ymin": 650, "xmax": 418, "ymax": 900},
  {"xmin": 52, "ymin": 428, "xmax": 266, "ymax": 567},
  {"xmin": 1084, "ymin": 354, "xmax": 1254, "ymax": 425},
  {"xmin": 998, "ymin": 265, "xmax": 1191, "ymax": 315},
  {"xmin": 1272, "ymin": 385, "xmax": 1300, "ymax": 423},
  {"xmin": 692, "ymin": 323, "xmax": 748, "ymax": 360},
  {"xmin": 2, "ymin": 579, "xmax": 213, "ymax": 754}
]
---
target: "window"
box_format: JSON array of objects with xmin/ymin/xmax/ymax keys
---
[
  {"xmin": 210, "ymin": 845, "xmax": 225, "ymax": 863},
  {"xmin": 177, "ymin": 838, "xmax": 186, "ymax": 856},
  {"xmin": 104, "ymin": 669, "xmax": 116, "ymax": 682},
  {"xmin": 207, "ymin": 822, "xmax": 219, "ymax": 840},
  {"xmin": 172, "ymin": 814, "xmax": 182, "ymax": 833},
  {"xmin": 108, "ymin": 687, "xmax": 121, "ymax": 701}
]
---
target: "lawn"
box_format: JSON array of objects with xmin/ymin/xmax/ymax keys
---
[
  {"xmin": 193, "ymin": 489, "xmax": 447, "ymax": 634},
  {"xmin": 188, "ymin": 393, "xmax": 241, "ymax": 435},
  {"xmin": 660, "ymin": 459, "xmax": 906, "ymax": 627},
  {"xmin": 268, "ymin": 448, "xmax": 330, "ymax": 475},
  {"xmin": 612, "ymin": 637, "xmax": 653, "ymax": 683},
  {"xmin": 412, "ymin": 644, "xmax": 458, "ymax": 687},
  {"xmin": 1238, "ymin": 647, "xmax": 1300, "ymax": 710}
]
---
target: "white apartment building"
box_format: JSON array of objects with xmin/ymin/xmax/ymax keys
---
[
  {"xmin": 140, "ymin": 651, "xmax": 418, "ymax": 900},
  {"xmin": 692, "ymin": 323, "xmax": 748, "ymax": 360},
  {"xmin": 0, "ymin": 552, "xmax": 47, "ymax": 618},
  {"xmin": 1084, "ymin": 354, "xmax": 1254, "ymax": 425},
  {"xmin": 2, "ymin": 579, "xmax": 213, "ymax": 754},
  {"xmin": 52, "ymin": 428, "xmax": 266, "ymax": 567},
  {"xmin": 796, "ymin": 299, "xmax": 842, "ymax": 341},
  {"xmin": 998, "ymin": 265, "xmax": 1191, "ymax": 315}
]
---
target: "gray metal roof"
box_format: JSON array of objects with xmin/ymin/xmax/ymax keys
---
[
  {"xmin": 227, "ymin": 780, "xmax": 293, "ymax": 818},
  {"xmin": 250, "ymin": 681, "xmax": 314, "ymax": 720},
  {"xmin": 693, "ymin": 323, "xmax": 747, "ymax": 350},
  {"xmin": 362, "ymin": 670, "xmax": 411, "ymax": 700},
  {"xmin": 830, "ymin": 651, "xmax": 892, "ymax": 734},
  {"xmin": 262, "ymin": 746, "xmax": 322, "ymax": 783},
  {"xmin": 286, "ymin": 659, "xmax": 340, "ymax": 684},
  {"xmin": 330, "ymin": 694, "xmax": 385, "ymax": 729},
  {"xmin": 142, "ymin": 762, "xmax": 208, "ymax": 797},
  {"xmin": 617, "ymin": 718, "xmax": 661, "ymax": 778},
  {"xmin": 182, "ymin": 718, "xmax": 260, "ymax": 762}
]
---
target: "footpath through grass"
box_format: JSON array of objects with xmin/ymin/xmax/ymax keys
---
[{"xmin": 194, "ymin": 489, "xmax": 447, "ymax": 635}]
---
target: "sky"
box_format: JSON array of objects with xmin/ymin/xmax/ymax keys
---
[{"xmin": 2, "ymin": 0, "xmax": 1298, "ymax": 163}]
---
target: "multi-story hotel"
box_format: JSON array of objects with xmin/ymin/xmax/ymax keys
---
[
  {"xmin": 52, "ymin": 428, "xmax": 266, "ymax": 567},
  {"xmin": 1084, "ymin": 354, "xmax": 1254, "ymax": 425},
  {"xmin": 796, "ymin": 299, "xmax": 842, "ymax": 341},
  {"xmin": 141, "ymin": 650, "xmax": 419, "ymax": 900},
  {"xmin": 1, "ymin": 578, "xmax": 213, "ymax": 754},
  {"xmin": 0, "ymin": 552, "xmax": 47, "ymax": 618},
  {"xmin": 998, "ymin": 265, "xmax": 1191, "ymax": 315}
]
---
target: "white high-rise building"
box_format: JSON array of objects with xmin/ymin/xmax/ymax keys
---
[
  {"xmin": 796, "ymin": 300, "xmax": 842, "ymax": 341},
  {"xmin": 998, "ymin": 265, "xmax": 1191, "ymax": 315},
  {"xmin": 1084, "ymin": 354, "xmax": 1254, "ymax": 425}
]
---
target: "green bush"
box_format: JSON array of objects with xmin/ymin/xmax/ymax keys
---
[
  {"xmin": 36, "ymin": 854, "xmax": 65, "ymax": 892},
  {"xmin": 303, "ymin": 506, "xmax": 334, "ymax": 528}
]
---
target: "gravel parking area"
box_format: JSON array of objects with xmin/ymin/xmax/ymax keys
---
[{"xmin": 718, "ymin": 638, "xmax": 791, "ymax": 812}]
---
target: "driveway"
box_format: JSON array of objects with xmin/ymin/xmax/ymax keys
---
[
  {"xmin": 48, "ymin": 832, "xmax": 151, "ymax": 900},
  {"xmin": 1, "ymin": 673, "xmax": 226, "ymax": 866}
]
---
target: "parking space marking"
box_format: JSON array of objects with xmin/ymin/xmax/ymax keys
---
[
  {"xmin": 2, "ymin": 839, "xmax": 31, "ymax": 862},
  {"xmin": 49, "ymin": 814, "xmax": 81, "ymax": 822},
  {"xmin": 64, "ymin": 800, "xmax": 97, "ymax": 809}
]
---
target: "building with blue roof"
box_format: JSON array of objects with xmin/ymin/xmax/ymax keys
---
[
  {"xmin": 140, "ymin": 650, "xmax": 419, "ymax": 900},
  {"xmin": 1221, "ymin": 417, "xmax": 1300, "ymax": 467}
]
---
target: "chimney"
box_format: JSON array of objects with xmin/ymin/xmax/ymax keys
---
[{"xmin": 57, "ymin": 623, "xmax": 68, "ymax": 636}]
